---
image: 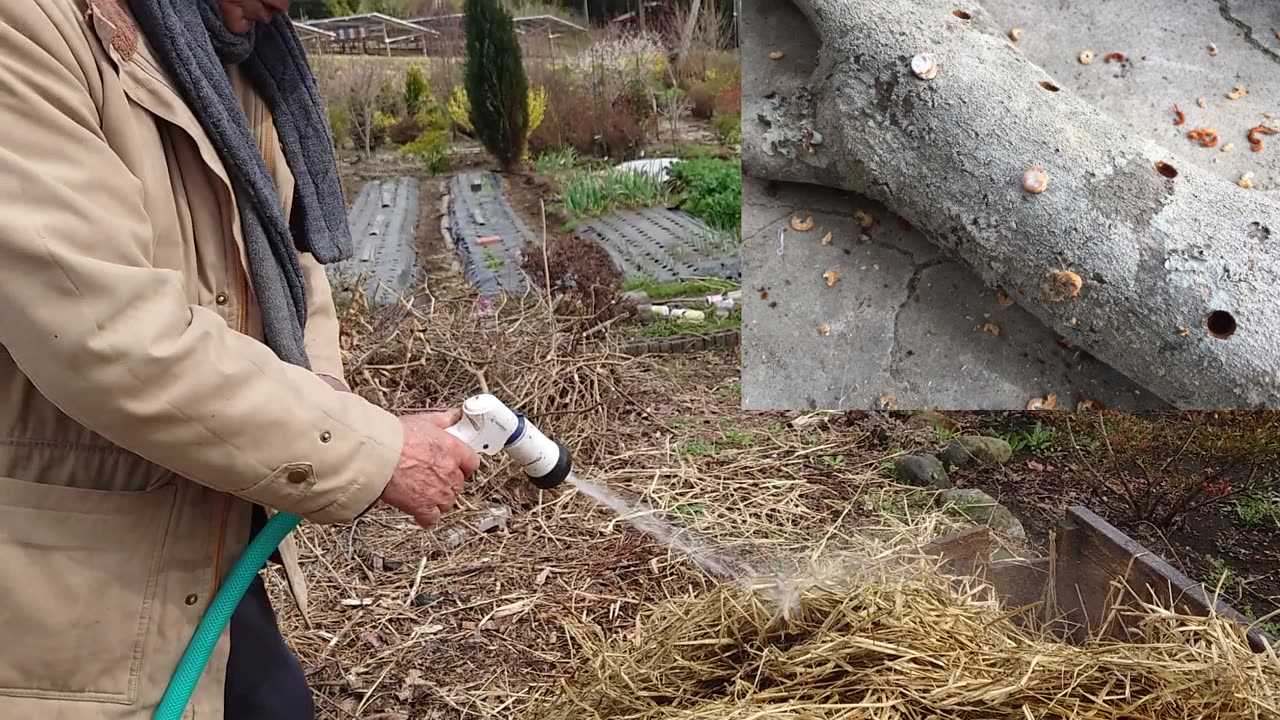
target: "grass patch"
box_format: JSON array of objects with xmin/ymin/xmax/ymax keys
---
[
  {"xmin": 558, "ymin": 168, "xmax": 670, "ymax": 219},
  {"xmin": 620, "ymin": 276, "xmax": 739, "ymax": 301},
  {"xmin": 618, "ymin": 313, "xmax": 740, "ymax": 341}
]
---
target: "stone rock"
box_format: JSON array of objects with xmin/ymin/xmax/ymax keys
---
[
  {"xmin": 937, "ymin": 488, "xmax": 1027, "ymax": 541},
  {"xmin": 437, "ymin": 526, "xmax": 468, "ymax": 549},
  {"xmin": 893, "ymin": 454, "xmax": 952, "ymax": 489},
  {"xmin": 905, "ymin": 410, "xmax": 960, "ymax": 432},
  {"xmin": 940, "ymin": 436, "xmax": 1013, "ymax": 468},
  {"xmin": 477, "ymin": 506, "xmax": 511, "ymax": 533}
]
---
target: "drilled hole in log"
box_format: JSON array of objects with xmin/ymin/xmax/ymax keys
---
[
  {"xmin": 952, "ymin": 9, "xmax": 971, "ymax": 19},
  {"xmin": 1155, "ymin": 161, "xmax": 1178, "ymax": 179},
  {"xmin": 1039, "ymin": 81, "xmax": 1060, "ymax": 92},
  {"xmin": 1206, "ymin": 310, "xmax": 1237, "ymax": 339}
]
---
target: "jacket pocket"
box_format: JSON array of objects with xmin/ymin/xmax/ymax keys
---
[{"xmin": 0, "ymin": 475, "xmax": 176, "ymax": 703}]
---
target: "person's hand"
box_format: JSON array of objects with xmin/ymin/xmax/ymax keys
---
[
  {"xmin": 380, "ymin": 411, "xmax": 480, "ymax": 528},
  {"xmin": 317, "ymin": 374, "xmax": 348, "ymax": 392}
]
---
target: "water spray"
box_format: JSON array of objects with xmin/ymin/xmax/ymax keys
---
[{"xmin": 154, "ymin": 395, "xmax": 570, "ymax": 720}]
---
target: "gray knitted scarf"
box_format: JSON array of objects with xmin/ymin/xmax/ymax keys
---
[{"xmin": 126, "ymin": 0, "xmax": 353, "ymax": 368}]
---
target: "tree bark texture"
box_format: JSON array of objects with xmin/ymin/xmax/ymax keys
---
[{"xmin": 742, "ymin": 0, "xmax": 1280, "ymax": 409}]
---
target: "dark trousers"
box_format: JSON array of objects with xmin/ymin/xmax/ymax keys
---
[{"xmin": 225, "ymin": 508, "xmax": 314, "ymax": 719}]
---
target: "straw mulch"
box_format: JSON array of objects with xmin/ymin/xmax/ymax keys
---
[
  {"xmin": 536, "ymin": 555, "xmax": 1280, "ymax": 720},
  {"xmin": 273, "ymin": 292, "xmax": 1278, "ymax": 720}
]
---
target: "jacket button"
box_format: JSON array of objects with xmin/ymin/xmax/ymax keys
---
[
  {"xmin": 287, "ymin": 468, "xmax": 309, "ymax": 484},
  {"xmin": 185, "ymin": 594, "xmax": 198, "ymax": 606},
  {"xmin": 319, "ymin": 430, "xmax": 332, "ymax": 443},
  {"xmin": 215, "ymin": 292, "xmax": 229, "ymax": 306}
]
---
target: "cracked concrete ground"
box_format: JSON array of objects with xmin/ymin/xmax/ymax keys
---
[{"xmin": 741, "ymin": 0, "xmax": 1280, "ymax": 411}]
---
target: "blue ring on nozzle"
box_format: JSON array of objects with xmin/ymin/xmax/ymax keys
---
[{"xmin": 505, "ymin": 413, "xmax": 526, "ymax": 447}]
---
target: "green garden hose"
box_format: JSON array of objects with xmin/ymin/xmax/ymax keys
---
[{"xmin": 153, "ymin": 511, "xmax": 303, "ymax": 720}]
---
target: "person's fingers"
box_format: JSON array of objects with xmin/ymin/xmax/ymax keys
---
[
  {"xmin": 262, "ymin": 0, "xmax": 291, "ymax": 13},
  {"xmin": 457, "ymin": 444, "xmax": 481, "ymax": 476},
  {"xmin": 422, "ymin": 408, "xmax": 463, "ymax": 429},
  {"xmin": 415, "ymin": 505, "xmax": 442, "ymax": 528}
]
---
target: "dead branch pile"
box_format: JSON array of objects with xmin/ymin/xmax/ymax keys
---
[
  {"xmin": 535, "ymin": 556, "xmax": 1280, "ymax": 719},
  {"xmin": 337, "ymin": 291, "xmax": 648, "ymax": 465}
]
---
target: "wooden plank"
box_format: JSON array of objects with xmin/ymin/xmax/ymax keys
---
[
  {"xmin": 986, "ymin": 557, "xmax": 1050, "ymax": 610},
  {"xmin": 1053, "ymin": 505, "xmax": 1271, "ymax": 653},
  {"xmin": 919, "ymin": 525, "xmax": 991, "ymax": 576}
]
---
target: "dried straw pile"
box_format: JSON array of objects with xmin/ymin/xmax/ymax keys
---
[
  {"xmin": 538, "ymin": 557, "xmax": 1280, "ymax": 720},
  {"xmin": 337, "ymin": 290, "xmax": 647, "ymax": 465}
]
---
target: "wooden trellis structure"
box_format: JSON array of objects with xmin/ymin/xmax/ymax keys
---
[{"xmin": 300, "ymin": 13, "xmax": 440, "ymax": 55}]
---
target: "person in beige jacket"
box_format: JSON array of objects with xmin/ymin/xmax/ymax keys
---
[{"xmin": 0, "ymin": 0, "xmax": 479, "ymax": 717}]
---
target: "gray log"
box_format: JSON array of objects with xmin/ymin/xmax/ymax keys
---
[{"xmin": 743, "ymin": 0, "xmax": 1280, "ymax": 409}]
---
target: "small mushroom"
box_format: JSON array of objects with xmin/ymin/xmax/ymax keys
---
[
  {"xmin": 1078, "ymin": 50, "xmax": 1095, "ymax": 65},
  {"xmin": 790, "ymin": 215, "xmax": 814, "ymax": 231},
  {"xmin": 1026, "ymin": 392, "xmax": 1057, "ymax": 411},
  {"xmin": 818, "ymin": 324, "xmax": 830, "ymax": 335},
  {"xmin": 1008, "ymin": 27, "xmax": 1023, "ymax": 41},
  {"xmin": 1197, "ymin": 96, "xmax": 1208, "ymax": 108},
  {"xmin": 823, "ymin": 267, "xmax": 841, "ymax": 286},
  {"xmin": 1021, "ymin": 166, "xmax": 1049, "ymax": 194},
  {"xmin": 769, "ymin": 51, "xmax": 785, "ymax": 60},
  {"xmin": 1248, "ymin": 125, "xmax": 1277, "ymax": 152},
  {"xmin": 853, "ymin": 210, "xmax": 875, "ymax": 229},
  {"xmin": 1042, "ymin": 269, "xmax": 1083, "ymax": 302},
  {"xmin": 1208, "ymin": 43, "xmax": 1219, "ymax": 56},
  {"xmin": 911, "ymin": 53, "xmax": 939, "ymax": 80},
  {"xmin": 1187, "ymin": 128, "xmax": 1219, "ymax": 148},
  {"xmin": 1226, "ymin": 84, "xmax": 1247, "ymax": 100}
]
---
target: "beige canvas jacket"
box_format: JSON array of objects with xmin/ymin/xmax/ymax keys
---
[{"xmin": 0, "ymin": 0, "xmax": 405, "ymax": 717}]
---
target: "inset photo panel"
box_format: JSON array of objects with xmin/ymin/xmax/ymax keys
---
[{"xmin": 739, "ymin": 0, "xmax": 1280, "ymax": 411}]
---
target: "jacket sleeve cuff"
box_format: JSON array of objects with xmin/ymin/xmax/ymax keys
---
[{"xmin": 301, "ymin": 402, "xmax": 402, "ymax": 524}]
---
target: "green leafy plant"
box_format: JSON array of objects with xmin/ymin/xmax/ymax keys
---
[
  {"xmin": 482, "ymin": 248, "xmax": 504, "ymax": 270},
  {"xmin": 463, "ymin": 0, "xmax": 529, "ymax": 170},
  {"xmin": 667, "ymin": 157, "xmax": 741, "ymax": 234},
  {"xmin": 400, "ymin": 129, "xmax": 451, "ymax": 174},
  {"xmin": 1007, "ymin": 421, "xmax": 1055, "ymax": 454},
  {"xmin": 533, "ymin": 148, "xmax": 580, "ymax": 174},
  {"xmin": 403, "ymin": 66, "xmax": 430, "ymax": 118},
  {"xmin": 558, "ymin": 168, "xmax": 670, "ymax": 218},
  {"xmin": 1234, "ymin": 493, "xmax": 1280, "ymax": 526}
]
